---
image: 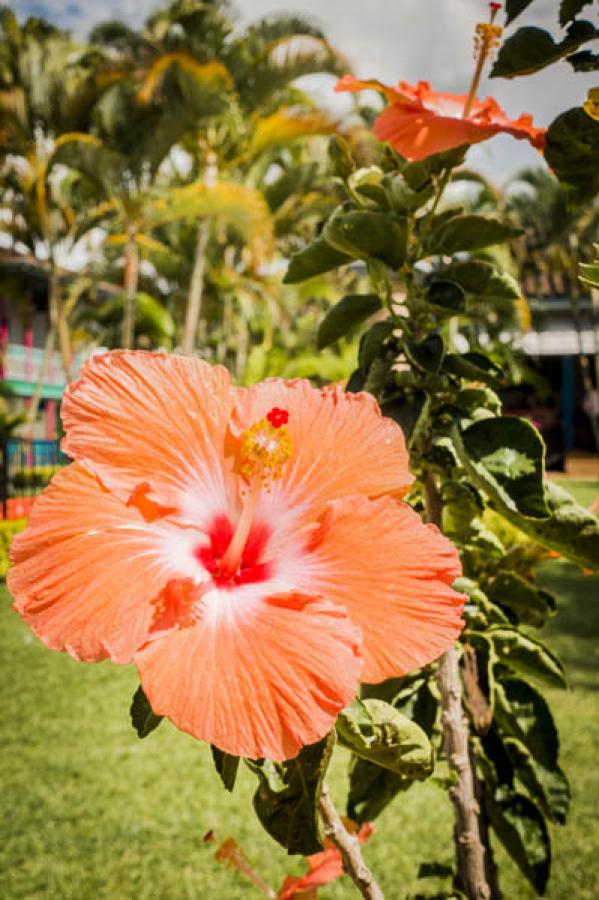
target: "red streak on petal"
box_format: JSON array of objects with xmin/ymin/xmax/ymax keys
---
[
  {"xmin": 151, "ymin": 578, "xmax": 203, "ymax": 632},
  {"xmin": 127, "ymin": 482, "xmax": 177, "ymax": 522}
]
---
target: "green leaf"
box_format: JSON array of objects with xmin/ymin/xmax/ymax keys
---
[
  {"xmin": 394, "ymin": 681, "xmax": 439, "ymax": 738},
  {"xmin": 442, "ymin": 482, "xmax": 485, "ymax": 538},
  {"xmin": 211, "ymin": 747, "xmax": 240, "ymax": 793},
  {"xmin": 495, "ymin": 678, "xmax": 560, "ymax": 769},
  {"xmin": 359, "ymin": 319, "xmax": 395, "ymax": 372},
  {"xmin": 129, "ymin": 685, "xmax": 163, "ymax": 739},
  {"xmin": 545, "ymin": 107, "xmax": 599, "ymax": 197},
  {"xmin": 443, "ymin": 352, "xmax": 504, "ymax": 387},
  {"xmin": 488, "ymin": 571, "xmax": 556, "ymax": 628},
  {"xmin": 426, "ymin": 215, "xmax": 522, "ymax": 255},
  {"xmin": 417, "ymin": 145, "xmax": 469, "ymax": 176},
  {"xmin": 560, "ymin": 0, "xmax": 593, "ymax": 26},
  {"xmin": 328, "ymin": 134, "xmax": 356, "ymax": 179},
  {"xmin": 347, "ymin": 756, "xmax": 412, "ymax": 823},
  {"xmin": 317, "ymin": 293, "xmax": 382, "ymax": 349},
  {"xmin": 438, "ymin": 260, "xmax": 521, "ymax": 301},
  {"xmin": 346, "ymin": 368, "xmax": 366, "ymax": 393},
  {"xmin": 489, "ymin": 627, "xmax": 566, "ymax": 688},
  {"xmin": 491, "ymin": 21, "xmax": 597, "ymax": 78},
  {"xmin": 284, "ymin": 237, "xmax": 352, "ymax": 283},
  {"xmin": 323, "ymin": 209, "xmax": 407, "ymax": 268},
  {"xmin": 505, "ymin": 0, "xmax": 535, "ymax": 24},
  {"xmin": 453, "ymin": 417, "xmax": 550, "ymax": 519},
  {"xmin": 454, "ymin": 387, "xmax": 502, "ymax": 421},
  {"xmin": 455, "ymin": 577, "xmax": 510, "ymax": 627},
  {"xmin": 567, "ymin": 49, "xmax": 599, "ymax": 71},
  {"xmin": 504, "ymin": 738, "xmax": 570, "ymax": 824},
  {"xmin": 363, "ymin": 357, "xmax": 390, "ymax": 397},
  {"xmin": 248, "ymin": 733, "xmax": 334, "ymax": 856},
  {"xmin": 495, "ymin": 479, "xmax": 599, "ymax": 572},
  {"xmin": 579, "ymin": 263, "xmax": 599, "ymax": 289},
  {"xmin": 405, "ymin": 334, "xmax": 445, "ymax": 374},
  {"xmin": 484, "ymin": 786, "xmax": 551, "ymax": 893},
  {"xmin": 336, "ymin": 698, "xmax": 434, "ymax": 778},
  {"xmin": 381, "ymin": 392, "xmax": 428, "ymax": 447},
  {"xmin": 383, "ymin": 172, "xmax": 435, "ymax": 213},
  {"xmin": 426, "ymin": 281, "xmax": 466, "ymax": 315}
]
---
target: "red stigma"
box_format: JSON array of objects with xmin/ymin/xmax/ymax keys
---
[
  {"xmin": 489, "ymin": 2, "xmax": 501, "ymax": 11},
  {"xmin": 266, "ymin": 407, "xmax": 289, "ymax": 429}
]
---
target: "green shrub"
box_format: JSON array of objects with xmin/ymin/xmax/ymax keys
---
[
  {"xmin": 0, "ymin": 519, "xmax": 27, "ymax": 578},
  {"xmin": 12, "ymin": 465, "xmax": 62, "ymax": 490}
]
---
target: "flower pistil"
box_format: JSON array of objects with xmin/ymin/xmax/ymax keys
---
[{"xmin": 218, "ymin": 408, "xmax": 291, "ymax": 579}]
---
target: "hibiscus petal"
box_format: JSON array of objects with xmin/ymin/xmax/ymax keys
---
[
  {"xmin": 135, "ymin": 590, "xmax": 363, "ymax": 761},
  {"xmin": 309, "ymin": 495, "xmax": 465, "ymax": 682},
  {"xmin": 334, "ymin": 74, "xmax": 408, "ymax": 104},
  {"xmin": 61, "ymin": 350, "xmax": 235, "ymax": 517},
  {"xmin": 231, "ymin": 380, "xmax": 412, "ymax": 521},
  {"xmin": 8, "ymin": 463, "xmax": 184, "ymax": 663},
  {"xmin": 374, "ymin": 104, "xmax": 496, "ymax": 160}
]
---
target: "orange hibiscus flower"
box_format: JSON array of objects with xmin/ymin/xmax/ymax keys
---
[
  {"xmin": 8, "ymin": 351, "xmax": 464, "ymax": 761},
  {"xmin": 335, "ymin": 75, "xmax": 546, "ymax": 161},
  {"xmin": 278, "ymin": 822, "xmax": 375, "ymax": 899}
]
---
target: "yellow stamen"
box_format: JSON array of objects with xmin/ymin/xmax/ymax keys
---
[
  {"xmin": 463, "ymin": 4, "xmax": 503, "ymax": 118},
  {"xmin": 218, "ymin": 415, "xmax": 292, "ymax": 579},
  {"xmin": 238, "ymin": 418, "xmax": 292, "ymax": 488}
]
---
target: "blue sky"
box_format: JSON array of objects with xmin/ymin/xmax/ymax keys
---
[{"xmin": 13, "ymin": 0, "xmax": 598, "ymax": 179}]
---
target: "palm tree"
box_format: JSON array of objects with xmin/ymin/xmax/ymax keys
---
[
  {"xmin": 506, "ymin": 168, "xmax": 599, "ymax": 298},
  {"xmin": 88, "ymin": 0, "xmax": 349, "ymax": 355},
  {"xmin": 0, "ymin": 6, "xmax": 112, "ymax": 400}
]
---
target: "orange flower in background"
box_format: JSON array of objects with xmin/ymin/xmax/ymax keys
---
[
  {"xmin": 279, "ymin": 822, "xmax": 375, "ymax": 899},
  {"xmin": 336, "ymin": 3, "xmax": 545, "ymax": 161},
  {"xmin": 335, "ymin": 75, "xmax": 546, "ymax": 160},
  {"xmin": 9, "ymin": 351, "xmax": 464, "ymax": 761}
]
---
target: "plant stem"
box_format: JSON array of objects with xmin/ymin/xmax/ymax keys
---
[
  {"xmin": 319, "ymin": 784, "xmax": 384, "ymax": 900},
  {"xmin": 423, "ymin": 473, "xmax": 491, "ymax": 900}
]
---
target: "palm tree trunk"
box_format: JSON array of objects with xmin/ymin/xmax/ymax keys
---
[
  {"xmin": 181, "ymin": 220, "xmax": 210, "ymax": 356},
  {"xmin": 121, "ymin": 229, "xmax": 139, "ymax": 350},
  {"xmin": 28, "ymin": 327, "xmax": 56, "ymax": 427},
  {"xmin": 51, "ymin": 270, "xmax": 73, "ymax": 384}
]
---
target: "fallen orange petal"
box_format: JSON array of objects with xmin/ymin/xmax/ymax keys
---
[{"xmin": 278, "ymin": 823, "xmax": 375, "ymax": 899}]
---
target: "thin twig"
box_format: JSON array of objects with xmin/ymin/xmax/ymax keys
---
[{"xmin": 319, "ymin": 784, "xmax": 384, "ymax": 900}]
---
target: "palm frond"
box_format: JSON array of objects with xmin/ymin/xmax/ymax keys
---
[
  {"xmin": 149, "ymin": 181, "xmax": 274, "ymax": 261},
  {"xmin": 137, "ymin": 52, "xmax": 232, "ymax": 104},
  {"xmin": 242, "ymin": 14, "xmax": 326, "ymax": 45},
  {"xmin": 248, "ymin": 107, "xmax": 337, "ymax": 157}
]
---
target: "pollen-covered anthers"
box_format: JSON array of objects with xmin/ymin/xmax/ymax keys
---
[
  {"xmin": 464, "ymin": 3, "xmax": 503, "ymax": 117},
  {"xmin": 239, "ymin": 408, "xmax": 292, "ymax": 488},
  {"xmin": 474, "ymin": 21, "xmax": 503, "ymax": 56},
  {"xmin": 474, "ymin": 3, "xmax": 503, "ymax": 57}
]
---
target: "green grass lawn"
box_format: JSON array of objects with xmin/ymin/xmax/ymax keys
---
[{"xmin": 2, "ymin": 487, "xmax": 598, "ymax": 898}]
